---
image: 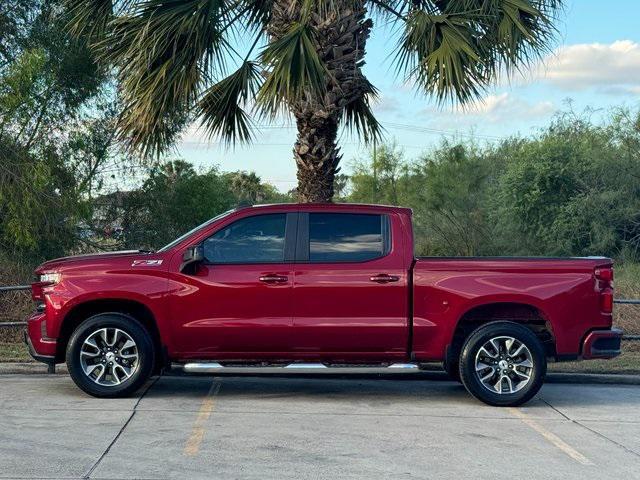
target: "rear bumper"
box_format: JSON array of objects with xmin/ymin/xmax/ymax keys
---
[
  {"xmin": 582, "ymin": 328, "xmax": 623, "ymax": 360},
  {"xmin": 25, "ymin": 312, "xmax": 57, "ymax": 364}
]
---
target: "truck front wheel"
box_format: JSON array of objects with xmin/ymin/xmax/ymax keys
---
[
  {"xmin": 66, "ymin": 313, "xmax": 155, "ymax": 398},
  {"xmin": 459, "ymin": 321, "xmax": 546, "ymax": 407}
]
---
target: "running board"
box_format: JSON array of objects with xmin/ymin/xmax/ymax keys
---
[{"xmin": 181, "ymin": 362, "xmax": 419, "ymax": 373}]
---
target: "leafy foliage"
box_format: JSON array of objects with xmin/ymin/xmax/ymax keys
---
[
  {"xmin": 346, "ymin": 107, "xmax": 640, "ymax": 259},
  {"xmin": 342, "ymin": 79, "xmax": 382, "ymax": 143},
  {"xmin": 0, "ymin": 0, "xmax": 113, "ymax": 263},
  {"xmin": 258, "ymin": 22, "xmax": 327, "ymax": 116},
  {"xmin": 98, "ymin": 0, "xmax": 231, "ymax": 156},
  {"xmin": 116, "ymin": 161, "xmax": 290, "ymax": 249},
  {"xmin": 198, "ymin": 61, "xmax": 262, "ymax": 144},
  {"xmin": 63, "ymin": 0, "xmax": 563, "ymax": 157},
  {"xmin": 489, "ymin": 110, "xmax": 640, "ymax": 257}
]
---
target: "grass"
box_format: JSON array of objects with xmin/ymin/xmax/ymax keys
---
[
  {"xmin": 549, "ymin": 342, "xmax": 640, "ymax": 375},
  {"xmin": 0, "ymin": 342, "xmax": 32, "ymax": 363},
  {"xmin": 612, "ymin": 262, "xmax": 640, "ymax": 335},
  {"xmin": 2, "ymin": 262, "xmax": 640, "ymax": 372}
]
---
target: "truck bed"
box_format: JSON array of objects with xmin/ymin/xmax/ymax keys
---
[{"xmin": 410, "ymin": 256, "xmax": 614, "ymax": 361}]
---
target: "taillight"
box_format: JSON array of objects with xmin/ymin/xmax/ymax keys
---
[
  {"xmin": 595, "ymin": 267, "xmax": 614, "ymax": 314},
  {"xmin": 601, "ymin": 292, "xmax": 613, "ymax": 313},
  {"xmin": 595, "ymin": 268, "xmax": 613, "ymax": 282}
]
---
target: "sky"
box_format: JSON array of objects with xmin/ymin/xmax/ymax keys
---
[{"xmin": 176, "ymin": 0, "xmax": 640, "ymax": 192}]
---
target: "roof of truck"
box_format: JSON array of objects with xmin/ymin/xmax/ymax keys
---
[{"xmin": 235, "ymin": 203, "xmax": 413, "ymax": 214}]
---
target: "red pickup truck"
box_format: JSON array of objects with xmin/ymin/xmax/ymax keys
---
[{"xmin": 26, "ymin": 203, "xmax": 622, "ymax": 406}]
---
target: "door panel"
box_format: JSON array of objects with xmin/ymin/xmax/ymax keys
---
[
  {"xmin": 292, "ymin": 212, "xmax": 409, "ymax": 359},
  {"xmin": 168, "ymin": 212, "xmax": 296, "ymax": 357}
]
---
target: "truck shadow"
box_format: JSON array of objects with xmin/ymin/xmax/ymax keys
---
[
  {"xmin": 141, "ymin": 371, "xmax": 472, "ymax": 402},
  {"xmin": 134, "ymin": 372, "xmax": 640, "ymax": 409}
]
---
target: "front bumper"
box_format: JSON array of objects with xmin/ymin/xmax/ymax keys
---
[
  {"xmin": 24, "ymin": 312, "xmax": 58, "ymax": 364},
  {"xmin": 582, "ymin": 328, "xmax": 623, "ymax": 360}
]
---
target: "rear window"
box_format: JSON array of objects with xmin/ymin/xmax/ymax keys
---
[{"xmin": 308, "ymin": 213, "xmax": 389, "ymax": 262}]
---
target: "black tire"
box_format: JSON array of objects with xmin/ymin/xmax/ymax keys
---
[
  {"xmin": 459, "ymin": 321, "xmax": 546, "ymax": 407},
  {"xmin": 66, "ymin": 313, "xmax": 155, "ymax": 398}
]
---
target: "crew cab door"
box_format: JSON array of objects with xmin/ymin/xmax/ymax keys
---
[
  {"xmin": 291, "ymin": 210, "xmax": 409, "ymax": 359},
  {"xmin": 168, "ymin": 212, "xmax": 296, "ymax": 357}
]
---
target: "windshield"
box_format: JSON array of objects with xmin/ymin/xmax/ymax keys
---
[{"xmin": 157, "ymin": 209, "xmax": 235, "ymax": 252}]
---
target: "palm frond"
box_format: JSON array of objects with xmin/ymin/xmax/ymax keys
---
[
  {"xmin": 64, "ymin": 0, "xmax": 114, "ymax": 39},
  {"xmin": 257, "ymin": 22, "xmax": 326, "ymax": 117},
  {"xmin": 197, "ymin": 61, "xmax": 263, "ymax": 145},
  {"xmin": 367, "ymin": 0, "xmax": 411, "ymax": 20},
  {"xmin": 241, "ymin": 0, "xmax": 273, "ymax": 26},
  {"xmin": 477, "ymin": 0, "xmax": 561, "ymax": 75},
  {"xmin": 395, "ymin": 10, "xmax": 486, "ymax": 104},
  {"xmin": 342, "ymin": 81, "xmax": 383, "ymax": 144},
  {"xmin": 98, "ymin": 0, "xmax": 236, "ymax": 156},
  {"xmin": 387, "ymin": 0, "xmax": 561, "ymax": 104}
]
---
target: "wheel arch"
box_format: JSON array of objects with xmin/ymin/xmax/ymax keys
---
[
  {"xmin": 447, "ymin": 302, "xmax": 556, "ymax": 365},
  {"xmin": 56, "ymin": 298, "xmax": 164, "ymax": 368}
]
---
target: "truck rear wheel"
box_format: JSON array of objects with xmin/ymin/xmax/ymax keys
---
[
  {"xmin": 459, "ymin": 321, "xmax": 546, "ymax": 407},
  {"xmin": 66, "ymin": 313, "xmax": 155, "ymax": 398}
]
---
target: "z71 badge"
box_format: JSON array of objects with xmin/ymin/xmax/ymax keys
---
[{"xmin": 131, "ymin": 259, "xmax": 163, "ymax": 267}]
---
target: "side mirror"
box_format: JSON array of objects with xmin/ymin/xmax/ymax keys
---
[{"xmin": 180, "ymin": 245, "xmax": 204, "ymax": 273}]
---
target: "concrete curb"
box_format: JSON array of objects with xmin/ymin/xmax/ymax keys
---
[
  {"xmin": 545, "ymin": 372, "xmax": 640, "ymax": 385},
  {"xmin": 0, "ymin": 363, "xmax": 69, "ymax": 375},
  {"xmin": 1, "ymin": 362, "xmax": 639, "ymax": 385}
]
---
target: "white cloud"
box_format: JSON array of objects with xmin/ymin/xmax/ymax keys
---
[
  {"xmin": 474, "ymin": 93, "xmax": 554, "ymax": 118},
  {"xmin": 531, "ymin": 40, "xmax": 640, "ymax": 94},
  {"xmin": 372, "ymin": 94, "xmax": 401, "ymax": 114},
  {"xmin": 425, "ymin": 93, "xmax": 555, "ymax": 125}
]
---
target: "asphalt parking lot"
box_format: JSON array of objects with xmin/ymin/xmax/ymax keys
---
[{"xmin": 1, "ymin": 372, "xmax": 639, "ymax": 479}]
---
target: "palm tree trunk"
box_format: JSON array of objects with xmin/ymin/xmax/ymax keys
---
[{"xmin": 270, "ymin": 1, "xmax": 372, "ymax": 203}]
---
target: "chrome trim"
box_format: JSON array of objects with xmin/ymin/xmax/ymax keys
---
[
  {"xmin": 388, "ymin": 363, "xmax": 419, "ymax": 369},
  {"xmin": 183, "ymin": 362, "xmax": 225, "ymax": 372},
  {"xmin": 181, "ymin": 362, "xmax": 423, "ymax": 372},
  {"xmin": 283, "ymin": 363, "xmax": 327, "ymax": 369}
]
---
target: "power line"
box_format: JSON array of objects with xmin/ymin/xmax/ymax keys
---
[
  {"xmin": 183, "ymin": 121, "xmax": 506, "ymax": 143},
  {"xmin": 381, "ymin": 121, "xmax": 505, "ymax": 141}
]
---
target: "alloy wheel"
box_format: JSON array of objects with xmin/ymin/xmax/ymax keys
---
[
  {"xmin": 79, "ymin": 328, "xmax": 139, "ymax": 386},
  {"xmin": 474, "ymin": 336, "xmax": 534, "ymax": 394}
]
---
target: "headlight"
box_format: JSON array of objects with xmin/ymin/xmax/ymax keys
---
[{"xmin": 39, "ymin": 273, "xmax": 61, "ymax": 284}]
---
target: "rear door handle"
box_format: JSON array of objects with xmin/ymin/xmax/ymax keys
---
[
  {"xmin": 370, "ymin": 274, "xmax": 400, "ymax": 283},
  {"xmin": 259, "ymin": 274, "xmax": 289, "ymax": 284}
]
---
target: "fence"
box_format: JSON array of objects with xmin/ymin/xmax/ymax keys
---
[
  {"xmin": 2, "ymin": 284, "xmax": 640, "ymax": 340},
  {"xmin": 0, "ymin": 283, "xmax": 638, "ymax": 376}
]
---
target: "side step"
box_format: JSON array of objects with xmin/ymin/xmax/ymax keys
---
[{"xmin": 181, "ymin": 362, "xmax": 419, "ymax": 373}]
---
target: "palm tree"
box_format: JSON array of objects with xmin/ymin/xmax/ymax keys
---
[{"xmin": 65, "ymin": 0, "xmax": 562, "ymax": 202}]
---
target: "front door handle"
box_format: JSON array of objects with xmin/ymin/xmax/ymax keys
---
[
  {"xmin": 259, "ymin": 274, "xmax": 288, "ymax": 284},
  {"xmin": 370, "ymin": 274, "xmax": 400, "ymax": 283}
]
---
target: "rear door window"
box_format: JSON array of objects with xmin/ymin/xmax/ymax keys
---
[{"xmin": 306, "ymin": 213, "xmax": 390, "ymax": 262}]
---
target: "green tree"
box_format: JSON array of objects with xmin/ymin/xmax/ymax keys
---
[
  {"xmin": 489, "ymin": 109, "xmax": 640, "ymax": 258},
  {"xmin": 120, "ymin": 160, "xmax": 236, "ymax": 249},
  {"xmin": 347, "ymin": 141, "xmax": 494, "ymax": 255},
  {"xmin": 0, "ymin": 0, "xmax": 112, "ymax": 263},
  {"xmin": 349, "ymin": 143, "xmax": 410, "ymax": 205},
  {"xmin": 66, "ymin": 0, "xmax": 563, "ymax": 202},
  {"xmin": 411, "ymin": 142, "xmax": 493, "ymax": 255},
  {"xmin": 224, "ymin": 170, "xmax": 291, "ymax": 204}
]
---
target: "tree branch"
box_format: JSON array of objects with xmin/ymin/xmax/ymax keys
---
[{"xmin": 368, "ymin": 0, "xmax": 406, "ymax": 21}]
